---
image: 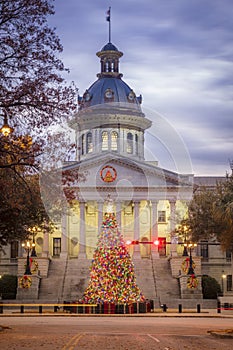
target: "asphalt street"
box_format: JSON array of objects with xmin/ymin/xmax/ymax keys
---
[{"xmin": 0, "ymin": 316, "xmax": 233, "ymax": 349}]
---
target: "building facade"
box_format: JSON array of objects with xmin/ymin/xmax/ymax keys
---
[{"xmin": 0, "ymin": 39, "xmax": 232, "ymax": 302}]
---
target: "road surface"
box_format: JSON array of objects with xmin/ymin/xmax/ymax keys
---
[{"xmin": 0, "ymin": 316, "xmax": 232, "ymax": 349}]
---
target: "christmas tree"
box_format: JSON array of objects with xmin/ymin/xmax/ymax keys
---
[{"xmin": 82, "ymin": 208, "xmax": 145, "ymax": 304}]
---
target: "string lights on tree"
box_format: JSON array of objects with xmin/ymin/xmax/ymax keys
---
[{"xmin": 82, "ymin": 196, "xmax": 145, "ymax": 304}]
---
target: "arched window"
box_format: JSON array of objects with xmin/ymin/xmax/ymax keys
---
[
  {"xmin": 86, "ymin": 132, "xmax": 93, "ymax": 153},
  {"xmin": 81, "ymin": 134, "xmax": 85, "ymax": 155},
  {"xmin": 135, "ymin": 134, "xmax": 138, "ymax": 155},
  {"xmin": 105, "ymin": 62, "xmax": 109, "ymax": 72},
  {"xmin": 111, "ymin": 131, "xmax": 118, "ymax": 151},
  {"xmin": 102, "ymin": 131, "xmax": 108, "ymax": 151},
  {"xmin": 127, "ymin": 132, "xmax": 133, "ymax": 154}
]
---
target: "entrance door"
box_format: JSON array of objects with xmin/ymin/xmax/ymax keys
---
[{"xmin": 158, "ymin": 237, "xmax": 166, "ymax": 256}]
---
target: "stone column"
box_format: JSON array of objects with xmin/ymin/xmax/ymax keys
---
[
  {"xmin": 151, "ymin": 200, "xmax": 159, "ymax": 258},
  {"xmin": 79, "ymin": 201, "xmax": 86, "ymax": 258},
  {"xmin": 169, "ymin": 199, "xmax": 177, "ymax": 256},
  {"xmin": 116, "ymin": 202, "xmax": 122, "ymax": 230},
  {"xmin": 60, "ymin": 206, "xmax": 68, "ymax": 258},
  {"xmin": 42, "ymin": 229, "xmax": 49, "ymax": 258},
  {"xmin": 97, "ymin": 201, "xmax": 103, "ymax": 234},
  {"xmin": 133, "ymin": 201, "xmax": 141, "ymax": 258},
  {"xmin": 139, "ymin": 131, "xmax": 144, "ymax": 159}
]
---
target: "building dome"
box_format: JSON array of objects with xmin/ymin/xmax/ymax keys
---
[
  {"xmin": 101, "ymin": 42, "xmax": 119, "ymax": 52},
  {"xmin": 80, "ymin": 77, "xmax": 142, "ymax": 111},
  {"xmin": 78, "ymin": 42, "xmax": 142, "ymax": 111},
  {"xmin": 71, "ymin": 40, "xmax": 152, "ymax": 163}
]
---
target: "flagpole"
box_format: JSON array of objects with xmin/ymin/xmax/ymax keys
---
[
  {"xmin": 109, "ymin": 14, "xmax": 111, "ymax": 43},
  {"xmin": 107, "ymin": 7, "xmax": 111, "ymax": 43}
]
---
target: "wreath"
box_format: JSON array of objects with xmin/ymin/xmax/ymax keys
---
[
  {"xmin": 181, "ymin": 257, "xmax": 196, "ymax": 274},
  {"xmin": 187, "ymin": 275, "xmax": 199, "ymax": 289},
  {"xmin": 100, "ymin": 165, "xmax": 117, "ymax": 183},
  {"xmin": 24, "ymin": 258, "xmax": 39, "ymax": 274},
  {"xmin": 19, "ymin": 275, "xmax": 32, "ymax": 289}
]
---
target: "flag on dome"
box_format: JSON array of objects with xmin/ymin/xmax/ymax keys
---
[{"xmin": 106, "ymin": 7, "xmax": 111, "ymax": 22}]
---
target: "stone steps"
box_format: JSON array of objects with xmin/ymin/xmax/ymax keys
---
[
  {"xmin": 38, "ymin": 258, "xmax": 67, "ymax": 301},
  {"xmin": 38, "ymin": 256, "xmax": 182, "ymax": 305},
  {"xmin": 62, "ymin": 258, "xmax": 91, "ymax": 301},
  {"xmin": 152, "ymin": 258, "xmax": 180, "ymax": 303},
  {"xmin": 133, "ymin": 259, "xmax": 157, "ymax": 300}
]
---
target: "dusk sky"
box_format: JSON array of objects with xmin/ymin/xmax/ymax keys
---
[{"xmin": 49, "ymin": 0, "xmax": 233, "ymax": 176}]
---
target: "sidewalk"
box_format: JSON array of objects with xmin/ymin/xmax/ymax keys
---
[{"xmin": 1, "ymin": 308, "xmax": 233, "ymax": 317}]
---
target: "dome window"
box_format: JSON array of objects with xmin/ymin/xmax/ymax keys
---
[
  {"xmin": 135, "ymin": 134, "xmax": 139, "ymax": 155},
  {"xmin": 111, "ymin": 131, "xmax": 118, "ymax": 151},
  {"xmin": 83, "ymin": 90, "xmax": 92, "ymax": 102},
  {"xmin": 127, "ymin": 90, "xmax": 135, "ymax": 102},
  {"xmin": 102, "ymin": 131, "xmax": 108, "ymax": 151},
  {"xmin": 127, "ymin": 132, "xmax": 133, "ymax": 154},
  {"xmin": 86, "ymin": 132, "xmax": 93, "ymax": 153},
  {"xmin": 104, "ymin": 88, "xmax": 114, "ymax": 101}
]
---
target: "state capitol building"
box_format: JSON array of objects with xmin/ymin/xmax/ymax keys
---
[{"xmin": 0, "ymin": 32, "xmax": 232, "ymax": 306}]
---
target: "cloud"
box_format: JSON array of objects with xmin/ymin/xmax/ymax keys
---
[{"xmin": 49, "ymin": 0, "xmax": 233, "ymax": 176}]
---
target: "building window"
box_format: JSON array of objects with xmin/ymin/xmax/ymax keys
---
[
  {"xmin": 102, "ymin": 131, "xmax": 108, "ymax": 151},
  {"xmin": 111, "ymin": 131, "xmax": 118, "ymax": 151},
  {"xmin": 135, "ymin": 134, "xmax": 138, "ymax": 155},
  {"xmin": 53, "ymin": 238, "xmax": 61, "ymax": 257},
  {"xmin": 86, "ymin": 132, "xmax": 93, "ymax": 153},
  {"xmin": 200, "ymin": 240, "xmax": 209, "ymax": 259},
  {"xmin": 158, "ymin": 211, "xmax": 166, "ymax": 223},
  {"xmin": 226, "ymin": 249, "xmax": 232, "ymax": 262},
  {"xmin": 127, "ymin": 132, "xmax": 133, "ymax": 154},
  {"xmin": 227, "ymin": 275, "xmax": 232, "ymax": 291},
  {"xmin": 10, "ymin": 241, "xmax": 18, "ymax": 259}
]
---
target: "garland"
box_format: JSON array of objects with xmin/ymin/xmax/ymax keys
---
[
  {"xmin": 187, "ymin": 275, "xmax": 199, "ymax": 289},
  {"xmin": 24, "ymin": 258, "xmax": 39, "ymax": 274},
  {"xmin": 181, "ymin": 257, "xmax": 196, "ymax": 274},
  {"xmin": 19, "ymin": 275, "xmax": 32, "ymax": 289}
]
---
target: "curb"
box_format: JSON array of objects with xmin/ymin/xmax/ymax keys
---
[{"xmin": 208, "ymin": 329, "xmax": 233, "ymax": 339}]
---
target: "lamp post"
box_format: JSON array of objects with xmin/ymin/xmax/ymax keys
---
[
  {"xmin": 222, "ymin": 272, "xmax": 226, "ymax": 295},
  {"xmin": 182, "ymin": 226, "xmax": 189, "ymax": 256},
  {"xmin": 28, "ymin": 227, "xmax": 38, "ymax": 257},
  {"xmin": 0, "ymin": 111, "xmax": 14, "ymax": 136},
  {"xmin": 22, "ymin": 240, "xmax": 35, "ymax": 275},
  {"xmin": 183, "ymin": 243, "xmax": 188, "ymax": 256},
  {"xmin": 187, "ymin": 243, "xmax": 197, "ymax": 275}
]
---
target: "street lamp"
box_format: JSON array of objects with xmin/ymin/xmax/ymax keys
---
[
  {"xmin": 28, "ymin": 227, "xmax": 38, "ymax": 257},
  {"xmin": 187, "ymin": 243, "xmax": 197, "ymax": 275},
  {"xmin": 22, "ymin": 240, "xmax": 35, "ymax": 275},
  {"xmin": 182, "ymin": 226, "xmax": 189, "ymax": 256},
  {"xmin": 0, "ymin": 112, "xmax": 14, "ymax": 136},
  {"xmin": 222, "ymin": 272, "xmax": 226, "ymax": 295}
]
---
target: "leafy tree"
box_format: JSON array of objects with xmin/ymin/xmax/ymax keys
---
[
  {"xmin": 0, "ymin": 0, "xmax": 76, "ymax": 133},
  {"xmin": 0, "ymin": 1, "xmax": 78, "ymax": 246},
  {"xmin": 0, "ymin": 170, "xmax": 49, "ymax": 249},
  {"xmin": 214, "ymin": 176, "xmax": 233, "ymax": 250},
  {"xmin": 186, "ymin": 176, "xmax": 233, "ymax": 250},
  {"xmin": 186, "ymin": 188, "xmax": 218, "ymax": 241},
  {"xmin": 202, "ymin": 275, "xmax": 221, "ymax": 299}
]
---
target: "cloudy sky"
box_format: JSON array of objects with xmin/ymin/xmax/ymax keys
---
[{"xmin": 49, "ymin": 0, "xmax": 233, "ymax": 176}]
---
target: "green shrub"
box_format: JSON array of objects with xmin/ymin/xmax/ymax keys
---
[
  {"xmin": 0, "ymin": 274, "xmax": 17, "ymax": 300},
  {"xmin": 202, "ymin": 275, "xmax": 221, "ymax": 299}
]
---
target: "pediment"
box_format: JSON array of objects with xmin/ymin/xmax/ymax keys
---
[{"xmin": 62, "ymin": 153, "xmax": 193, "ymax": 191}]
